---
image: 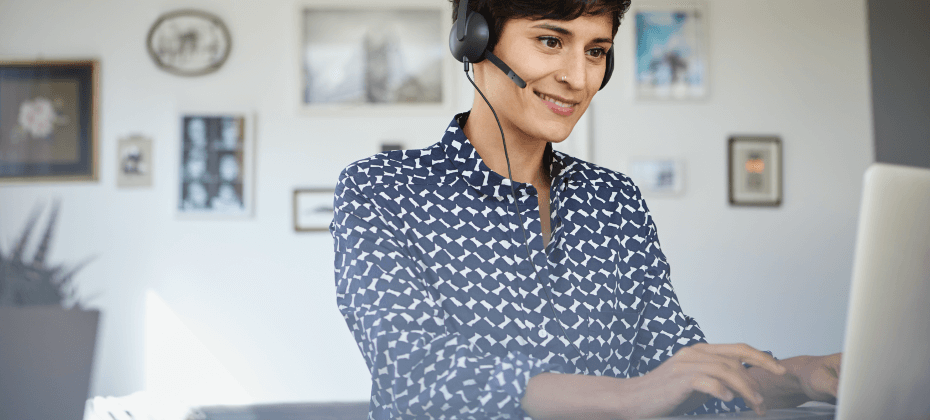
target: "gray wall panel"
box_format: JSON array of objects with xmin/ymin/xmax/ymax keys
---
[{"xmin": 868, "ymin": 0, "xmax": 930, "ymax": 168}]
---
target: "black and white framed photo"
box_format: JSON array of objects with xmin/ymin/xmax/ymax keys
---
[
  {"xmin": 294, "ymin": 188, "xmax": 335, "ymax": 232},
  {"xmin": 298, "ymin": 3, "xmax": 453, "ymax": 114},
  {"xmin": 729, "ymin": 136, "xmax": 782, "ymax": 206},
  {"xmin": 633, "ymin": 1, "xmax": 708, "ymax": 101},
  {"xmin": 146, "ymin": 9, "xmax": 232, "ymax": 76},
  {"xmin": 117, "ymin": 135, "xmax": 153, "ymax": 188},
  {"xmin": 178, "ymin": 114, "xmax": 253, "ymax": 217}
]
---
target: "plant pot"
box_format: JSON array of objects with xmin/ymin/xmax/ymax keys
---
[{"xmin": 0, "ymin": 305, "xmax": 100, "ymax": 420}]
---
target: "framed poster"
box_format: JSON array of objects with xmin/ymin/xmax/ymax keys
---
[
  {"xmin": 629, "ymin": 157, "xmax": 685, "ymax": 196},
  {"xmin": 729, "ymin": 136, "xmax": 782, "ymax": 206},
  {"xmin": 177, "ymin": 114, "xmax": 253, "ymax": 217},
  {"xmin": 294, "ymin": 188, "xmax": 335, "ymax": 232},
  {"xmin": 299, "ymin": 4, "xmax": 453, "ymax": 114},
  {"xmin": 0, "ymin": 60, "xmax": 98, "ymax": 183},
  {"xmin": 633, "ymin": 2, "xmax": 708, "ymax": 100},
  {"xmin": 116, "ymin": 135, "xmax": 153, "ymax": 188}
]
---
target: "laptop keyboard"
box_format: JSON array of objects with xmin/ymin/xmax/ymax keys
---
[{"xmin": 646, "ymin": 406, "xmax": 835, "ymax": 419}]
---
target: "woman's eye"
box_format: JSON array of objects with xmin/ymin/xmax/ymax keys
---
[
  {"xmin": 539, "ymin": 36, "xmax": 561, "ymax": 48},
  {"xmin": 588, "ymin": 48, "xmax": 605, "ymax": 58}
]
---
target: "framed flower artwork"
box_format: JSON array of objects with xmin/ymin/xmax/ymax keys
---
[{"xmin": 0, "ymin": 60, "xmax": 99, "ymax": 183}]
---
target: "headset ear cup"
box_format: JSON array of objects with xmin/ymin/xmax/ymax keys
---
[
  {"xmin": 448, "ymin": 11, "xmax": 490, "ymax": 63},
  {"xmin": 599, "ymin": 46, "xmax": 614, "ymax": 91}
]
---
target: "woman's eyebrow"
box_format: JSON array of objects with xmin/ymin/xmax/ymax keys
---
[{"xmin": 530, "ymin": 23, "xmax": 612, "ymax": 44}]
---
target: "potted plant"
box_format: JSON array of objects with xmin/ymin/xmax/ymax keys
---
[{"xmin": 0, "ymin": 201, "xmax": 100, "ymax": 420}]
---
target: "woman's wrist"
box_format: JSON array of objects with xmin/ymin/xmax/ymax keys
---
[
  {"xmin": 781, "ymin": 355, "xmax": 815, "ymax": 399},
  {"xmin": 521, "ymin": 372, "xmax": 629, "ymax": 420},
  {"xmin": 748, "ymin": 355, "xmax": 813, "ymax": 409}
]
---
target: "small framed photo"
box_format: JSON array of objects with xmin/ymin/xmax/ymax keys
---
[
  {"xmin": 0, "ymin": 60, "xmax": 98, "ymax": 183},
  {"xmin": 633, "ymin": 2, "xmax": 708, "ymax": 101},
  {"xmin": 729, "ymin": 136, "xmax": 782, "ymax": 206},
  {"xmin": 178, "ymin": 114, "xmax": 253, "ymax": 217},
  {"xmin": 298, "ymin": 3, "xmax": 453, "ymax": 115},
  {"xmin": 294, "ymin": 188, "xmax": 335, "ymax": 232},
  {"xmin": 117, "ymin": 135, "xmax": 153, "ymax": 188},
  {"xmin": 629, "ymin": 157, "xmax": 685, "ymax": 196}
]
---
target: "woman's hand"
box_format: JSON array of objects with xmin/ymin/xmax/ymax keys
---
[
  {"xmin": 794, "ymin": 353, "xmax": 842, "ymax": 404},
  {"xmin": 618, "ymin": 343, "xmax": 787, "ymax": 419}
]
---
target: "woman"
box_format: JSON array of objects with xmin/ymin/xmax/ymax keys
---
[{"xmin": 331, "ymin": 1, "xmax": 841, "ymax": 418}]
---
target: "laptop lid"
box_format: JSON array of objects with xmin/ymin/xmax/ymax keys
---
[{"xmin": 836, "ymin": 163, "xmax": 930, "ymax": 420}]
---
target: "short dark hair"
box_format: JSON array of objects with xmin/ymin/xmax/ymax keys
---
[{"xmin": 449, "ymin": 0, "xmax": 631, "ymax": 53}]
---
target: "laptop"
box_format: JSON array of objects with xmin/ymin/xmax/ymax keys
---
[{"xmin": 646, "ymin": 163, "xmax": 930, "ymax": 420}]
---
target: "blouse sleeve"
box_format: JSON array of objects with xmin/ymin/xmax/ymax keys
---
[
  {"xmin": 330, "ymin": 163, "xmax": 566, "ymax": 419},
  {"xmin": 625, "ymin": 185, "xmax": 757, "ymax": 415}
]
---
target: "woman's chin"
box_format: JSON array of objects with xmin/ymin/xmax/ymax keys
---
[{"xmin": 534, "ymin": 120, "xmax": 576, "ymax": 143}]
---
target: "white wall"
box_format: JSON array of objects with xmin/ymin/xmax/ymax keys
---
[
  {"xmin": 599, "ymin": 0, "xmax": 873, "ymax": 358},
  {"xmin": 0, "ymin": 0, "xmax": 872, "ymax": 404}
]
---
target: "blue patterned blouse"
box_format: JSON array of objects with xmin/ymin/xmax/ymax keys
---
[{"xmin": 331, "ymin": 112, "xmax": 754, "ymax": 419}]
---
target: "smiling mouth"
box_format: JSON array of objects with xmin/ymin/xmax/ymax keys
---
[{"xmin": 535, "ymin": 91, "xmax": 578, "ymax": 108}]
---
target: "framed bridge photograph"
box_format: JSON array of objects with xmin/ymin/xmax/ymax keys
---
[{"xmin": 298, "ymin": 3, "xmax": 454, "ymax": 115}]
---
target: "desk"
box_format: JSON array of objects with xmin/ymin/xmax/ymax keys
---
[{"xmin": 196, "ymin": 401, "xmax": 369, "ymax": 420}]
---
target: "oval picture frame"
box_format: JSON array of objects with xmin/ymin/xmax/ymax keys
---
[{"xmin": 146, "ymin": 9, "xmax": 232, "ymax": 76}]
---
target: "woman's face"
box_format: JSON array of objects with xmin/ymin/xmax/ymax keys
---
[{"xmin": 480, "ymin": 14, "xmax": 613, "ymax": 143}]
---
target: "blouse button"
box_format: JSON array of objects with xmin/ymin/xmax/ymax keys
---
[{"xmin": 538, "ymin": 329, "xmax": 548, "ymax": 338}]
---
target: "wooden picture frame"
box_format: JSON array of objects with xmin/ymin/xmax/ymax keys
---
[
  {"xmin": 116, "ymin": 135, "xmax": 153, "ymax": 188},
  {"xmin": 294, "ymin": 188, "xmax": 335, "ymax": 232},
  {"xmin": 0, "ymin": 60, "xmax": 99, "ymax": 183},
  {"xmin": 728, "ymin": 136, "xmax": 782, "ymax": 206}
]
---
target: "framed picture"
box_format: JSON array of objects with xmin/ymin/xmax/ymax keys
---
[
  {"xmin": 178, "ymin": 114, "xmax": 253, "ymax": 217},
  {"xmin": 294, "ymin": 188, "xmax": 335, "ymax": 232},
  {"xmin": 729, "ymin": 136, "xmax": 782, "ymax": 206},
  {"xmin": 298, "ymin": 4, "xmax": 453, "ymax": 114},
  {"xmin": 117, "ymin": 135, "xmax": 153, "ymax": 188},
  {"xmin": 0, "ymin": 60, "xmax": 98, "ymax": 183},
  {"xmin": 146, "ymin": 9, "xmax": 232, "ymax": 77},
  {"xmin": 629, "ymin": 157, "xmax": 685, "ymax": 196},
  {"xmin": 633, "ymin": 2, "xmax": 708, "ymax": 100}
]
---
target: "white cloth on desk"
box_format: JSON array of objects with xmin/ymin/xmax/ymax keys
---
[{"xmin": 84, "ymin": 391, "xmax": 205, "ymax": 420}]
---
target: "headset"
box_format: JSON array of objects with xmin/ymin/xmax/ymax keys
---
[
  {"xmin": 448, "ymin": 0, "xmax": 614, "ymax": 90},
  {"xmin": 448, "ymin": 0, "xmax": 615, "ymax": 372}
]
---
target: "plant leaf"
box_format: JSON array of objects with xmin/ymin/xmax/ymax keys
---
[
  {"xmin": 33, "ymin": 199, "xmax": 60, "ymax": 266},
  {"xmin": 12, "ymin": 202, "xmax": 44, "ymax": 264}
]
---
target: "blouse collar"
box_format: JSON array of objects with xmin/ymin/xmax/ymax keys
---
[{"xmin": 442, "ymin": 111, "xmax": 572, "ymax": 199}]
